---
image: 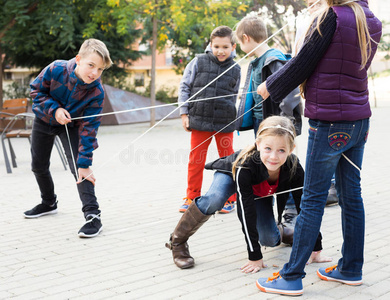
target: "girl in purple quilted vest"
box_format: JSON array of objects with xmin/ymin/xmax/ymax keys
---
[{"xmin": 256, "ymin": 0, "xmax": 382, "ymax": 296}]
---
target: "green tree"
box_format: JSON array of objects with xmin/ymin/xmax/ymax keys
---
[
  {"xmin": 163, "ymin": 0, "xmax": 248, "ymax": 73},
  {"xmin": 102, "ymin": 0, "xmax": 248, "ymax": 125},
  {"xmin": 248, "ymin": 0, "xmax": 306, "ymax": 53},
  {"xmin": 0, "ymin": 0, "xmax": 143, "ymax": 106},
  {"xmin": 378, "ymin": 21, "xmax": 390, "ymax": 61}
]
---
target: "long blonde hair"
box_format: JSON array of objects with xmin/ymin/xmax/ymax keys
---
[
  {"xmin": 232, "ymin": 116, "xmax": 297, "ymax": 178},
  {"xmin": 300, "ymin": 0, "xmax": 373, "ymax": 97}
]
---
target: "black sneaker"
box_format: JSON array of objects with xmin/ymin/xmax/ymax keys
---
[
  {"xmin": 23, "ymin": 202, "xmax": 58, "ymax": 218},
  {"xmin": 78, "ymin": 214, "xmax": 103, "ymax": 238}
]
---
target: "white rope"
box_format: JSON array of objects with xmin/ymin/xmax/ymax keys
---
[
  {"xmin": 65, "ymin": 0, "xmax": 328, "ymax": 182},
  {"xmin": 342, "ymin": 153, "xmax": 361, "ymax": 171},
  {"xmin": 254, "ymin": 186, "xmax": 303, "ymax": 200},
  {"xmin": 70, "ymin": 91, "xmax": 258, "ymax": 121},
  {"xmin": 64, "ymin": 124, "xmax": 78, "ymax": 175},
  {"xmin": 190, "ymin": 97, "xmax": 266, "ymax": 153}
]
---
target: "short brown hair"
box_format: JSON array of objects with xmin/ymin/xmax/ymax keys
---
[
  {"xmin": 78, "ymin": 38, "xmax": 113, "ymax": 69},
  {"xmin": 234, "ymin": 16, "xmax": 268, "ymax": 43},
  {"xmin": 210, "ymin": 26, "xmax": 234, "ymax": 45}
]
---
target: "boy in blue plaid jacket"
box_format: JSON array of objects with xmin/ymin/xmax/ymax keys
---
[{"xmin": 24, "ymin": 39, "xmax": 112, "ymax": 238}]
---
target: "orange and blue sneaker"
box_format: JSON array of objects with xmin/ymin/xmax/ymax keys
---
[
  {"xmin": 179, "ymin": 197, "xmax": 193, "ymax": 213},
  {"xmin": 219, "ymin": 200, "xmax": 236, "ymax": 214},
  {"xmin": 317, "ymin": 265, "xmax": 362, "ymax": 285},
  {"xmin": 256, "ymin": 272, "xmax": 303, "ymax": 296}
]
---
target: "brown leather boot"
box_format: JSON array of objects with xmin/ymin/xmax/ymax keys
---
[
  {"xmin": 166, "ymin": 201, "xmax": 211, "ymax": 269},
  {"xmin": 277, "ymin": 223, "xmax": 294, "ymax": 246},
  {"xmin": 282, "ymin": 225, "xmax": 294, "ymax": 246}
]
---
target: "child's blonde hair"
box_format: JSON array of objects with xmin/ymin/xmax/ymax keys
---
[
  {"xmin": 299, "ymin": 0, "xmax": 374, "ymax": 97},
  {"xmin": 78, "ymin": 38, "xmax": 113, "ymax": 69},
  {"xmin": 234, "ymin": 15, "xmax": 268, "ymax": 43},
  {"xmin": 232, "ymin": 116, "xmax": 297, "ymax": 178}
]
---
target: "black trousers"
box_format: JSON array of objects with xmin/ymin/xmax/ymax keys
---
[{"xmin": 30, "ymin": 118, "xmax": 100, "ymax": 217}]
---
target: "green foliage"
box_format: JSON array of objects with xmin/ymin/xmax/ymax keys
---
[
  {"xmin": 155, "ymin": 85, "xmax": 177, "ymax": 103},
  {"xmin": 0, "ymin": 0, "xmax": 142, "ymax": 85},
  {"xmin": 378, "ymin": 21, "xmax": 390, "ymax": 61},
  {"xmin": 3, "ymin": 80, "xmax": 31, "ymax": 100},
  {"xmin": 1, "ymin": 0, "xmax": 311, "ymax": 91},
  {"xmin": 129, "ymin": 81, "xmax": 176, "ymax": 103},
  {"xmin": 247, "ymin": 0, "xmax": 306, "ymax": 53},
  {"xmin": 162, "ymin": 0, "xmax": 249, "ymax": 73}
]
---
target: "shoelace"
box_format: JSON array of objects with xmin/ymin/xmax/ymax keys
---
[
  {"xmin": 182, "ymin": 198, "xmax": 192, "ymax": 206},
  {"xmin": 85, "ymin": 213, "xmax": 101, "ymax": 223},
  {"xmin": 325, "ymin": 265, "xmax": 338, "ymax": 273},
  {"xmin": 267, "ymin": 272, "xmax": 281, "ymax": 282},
  {"xmin": 224, "ymin": 201, "xmax": 235, "ymax": 207}
]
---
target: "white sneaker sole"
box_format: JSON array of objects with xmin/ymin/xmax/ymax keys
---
[
  {"xmin": 317, "ymin": 270, "xmax": 363, "ymax": 285},
  {"xmin": 23, "ymin": 209, "xmax": 58, "ymax": 219},
  {"xmin": 78, "ymin": 226, "xmax": 103, "ymax": 238},
  {"xmin": 256, "ymin": 281, "xmax": 303, "ymax": 296}
]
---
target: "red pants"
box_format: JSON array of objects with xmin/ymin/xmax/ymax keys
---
[{"xmin": 186, "ymin": 129, "xmax": 236, "ymax": 202}]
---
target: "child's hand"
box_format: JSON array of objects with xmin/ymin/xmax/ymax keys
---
[
  {"xmin": 55, "ymin": 108, "xmax": 72, "ymax": 125},
  {"xmin": 307, "ymin": 251, "xmax": 333, "ymax": 264},
  {"xmin": 240, "ymin": 259, "xmax": 267, "ymax": 273},
  {"xmin": 77, "ymin": 167, "xmax": 96, "ymax": 185},
  {"xmin": 181, "ymin": 114, "xmax": 191, "ymax": 132},
  {"xmin": 257, "ymin": 81, "xmax": 270, "ymax": 99}
]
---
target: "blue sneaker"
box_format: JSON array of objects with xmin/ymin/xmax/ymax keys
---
[
  {"xmin": 317, "ymin": 265, "xmax": 362, "ymax": 285},
  {"xmin": 219, "ymin": 200, "xmax": 235, "ymax": 214},
  {"xmin": 179, "ymin": 198, "xmax": 193, "ymax": 213},
  {"xmin": 256, "ymin": 272, "xmax": 303, "ymax": 296}
]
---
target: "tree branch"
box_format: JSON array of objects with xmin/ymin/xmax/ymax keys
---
[{"xmin": 0, "ymin": 1, "xmax": 39, "ymax": 39}]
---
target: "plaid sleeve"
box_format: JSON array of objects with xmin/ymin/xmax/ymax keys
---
[
  {"xmin": 76, "ymin": 91, "xmax": 104, "ymax": 168},
  {"xmin": 30, "ymin": 63, "xmax": 61, "ymax": 125}
]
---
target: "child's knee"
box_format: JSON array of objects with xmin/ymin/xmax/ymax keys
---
[
  {"xmin": 259, "ymin": 233, "xmax": 281, "ymax": 248},
  {"xmin": 196, "ymin": 196, "xmax": 224, "ymax": 215}
]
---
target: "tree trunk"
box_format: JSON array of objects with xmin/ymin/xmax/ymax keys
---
[{"xmin": 150, "ymin": 3, "xmax": 158, "ymax": 127}]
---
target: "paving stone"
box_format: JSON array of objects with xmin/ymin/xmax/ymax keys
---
[{"xmin": 1, "ymin": 100, "xmax": 389, "ymax": 298}]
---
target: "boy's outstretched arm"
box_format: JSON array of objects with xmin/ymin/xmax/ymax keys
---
[
  {"xmin": 77, "ymin": 167, "xmax": 96, "ymax": 185},
  {"xmin": 257, "ymin": 81, "xmax": 270, "ymax": 99}
]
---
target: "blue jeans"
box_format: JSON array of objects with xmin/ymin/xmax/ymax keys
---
[
  {"xmin": 253, "ymin": 117, "xmax": 262, "ymax": 137},
  {"xmin": 196, "ymin": 171, "xmax": 280, "ymax": 247},
  {"xmin": 280, "ymin": 118, "xmax": 369, "ymax": 280},
  {"xmin": 31, "ymin": 118, "xmax": 100, "ymax": 217}
]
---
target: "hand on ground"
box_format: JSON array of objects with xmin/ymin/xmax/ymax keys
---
[{"xmin": 240, "ymin": 259, "xmax": 267, "ymax": 273}]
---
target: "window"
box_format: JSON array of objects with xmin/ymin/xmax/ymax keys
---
[
  {"xmin": 134, "ymin": 73, "xmax": 145, "ymax": 87},
  {"xmin": 4, "ymin": 72, "xmax": 12, "ymax": 81}
]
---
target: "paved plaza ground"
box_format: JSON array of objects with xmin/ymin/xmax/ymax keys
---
[{"xmin": 0, "ymin": 77, "xmax": 389, "ymax": 299}]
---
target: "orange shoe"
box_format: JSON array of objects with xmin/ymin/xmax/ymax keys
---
[
  {"xmin": 219, "ymin": 200, "xmax": 236, "ymax": 214},
  {"xmin": 179, "ymin": 198, "xmax": 193, "ymax": 213}
]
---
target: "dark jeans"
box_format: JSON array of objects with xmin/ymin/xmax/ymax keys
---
[{"xmin": 31, "ymin": 118, "xmax": 100, "ymax": 217}]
